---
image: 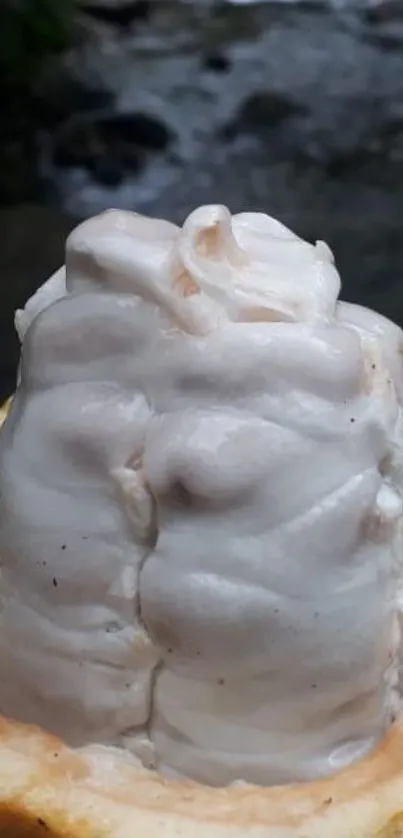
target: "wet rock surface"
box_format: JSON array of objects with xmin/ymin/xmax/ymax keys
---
[
  {"xmin": 1, "ymin": 1, "xmax": 403, "ymax": 395},
  {"xmin": 79, "ymin": 1, "xmax": 152, "ymax": 28},
  {"xmin": 52, "ymin": 111, "xmax": 173, "ymax": 187}
]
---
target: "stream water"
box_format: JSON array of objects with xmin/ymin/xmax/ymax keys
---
[{"xmin": 1, "ymin": 0, "xmax": 403, "ymax": 397}]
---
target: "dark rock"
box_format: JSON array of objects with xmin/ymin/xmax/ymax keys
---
[
  {"xmin": 203, "ymin": 54, "xmax": 231, "ymax": 74},
  {"xmin": 324, "ymin": 116, "xmax": 403, "ymax": 180},
  {"xmin": 364, "ymin": 1, "xmax": 403, "ymax": 25},
  {"xmin": 102, "ymin": 113, "xmax": 171, "ymax": 151},
  {"xmin": 80, "ymin": 1, "xmax": 151, "ymax": 28},
  {"xmin": 361, "ymin": 0, "xmax": 403, "ymax": 50},
  {"xmin": 89, "ymin": 156, "xmax": 126, "ymax": 187},
  {"xmin": 222, "ymin": 92, "xmax": 307, "ymax": 141},
  {"xmin": 51, "ymin": 111, "xmax": 170, "ymax": 185}
]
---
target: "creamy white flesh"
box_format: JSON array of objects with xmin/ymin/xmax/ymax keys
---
[{"xmin": 0, "ymin": 206, "xmax": 403, "ymax": 786}]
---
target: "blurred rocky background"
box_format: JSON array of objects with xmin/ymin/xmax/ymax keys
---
[{"xmin": 1, "ymin": 0, "xmax": 403, "ymax": 400}]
